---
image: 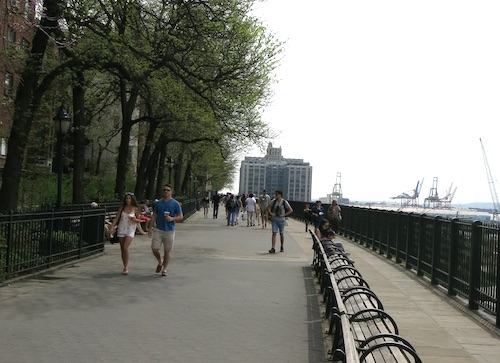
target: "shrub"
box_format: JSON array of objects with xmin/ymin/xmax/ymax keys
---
[{"xmin": 38, "ymin": 230, "xmax": 79, "ymax": 256}]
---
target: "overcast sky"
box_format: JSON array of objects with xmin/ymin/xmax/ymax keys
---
[{"xmin": 237, "ymin": 0, "xmax": 500, "ymax": 205}]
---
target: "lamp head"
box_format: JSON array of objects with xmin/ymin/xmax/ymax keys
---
[{"xmin": 53, "ymin": 105, "xmax": 71, "ymax": 136}]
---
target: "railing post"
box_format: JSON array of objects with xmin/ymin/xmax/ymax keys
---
[
  {"xmin": 468, "ymin": 220, "xmax": 482, "ymax": 310},
  {"xmin": 416, "ymin": 214, "xmax": 424, "ymax": 277},
  {"xmin": 79, "ymin": 207, "xmax": 85, "ymax": 259},
  {"xmin": 394, "ymin": 211, "xmax": 402, "ymax": 263},
  {"xmin": 376, "ymin": 211, "xmax": 383, "ymax": 254},
  {"xmin": 49, "ymin": 207, "xmax": 55, "ymax": 267},
  {"xmin": 5, "ymin": 211, "xmax": 14, "ymax": 278},
  {"xmin": 385, "ymin": 211, "xmax": 392, "ymax": 259},
  {"xmin": 447, "ymin": 218, "xmax": 459, "ymax": 296},
  {"xmin": 404, "ymin": 213, "xmax": 411, "ymax": 269},
  {"xmin": 495, "ymin": 229, "xmax": 500, "ymax": 328},
  {"xmin": 353, "ymin": 207, "xmax": 359, "ymax": 243},
  {"xmin": 430, "ymin": 216, "xmax": 441, "ymax": 285}
]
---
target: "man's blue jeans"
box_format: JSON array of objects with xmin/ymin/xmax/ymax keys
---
[{"xmin": 228, "ymin": 210, "xmax": 236, "ymax": 225}]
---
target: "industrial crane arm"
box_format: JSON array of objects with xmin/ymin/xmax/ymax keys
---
[{"xmin": 480, "ymin": 138, "xmax": 500, "ymax": 218}]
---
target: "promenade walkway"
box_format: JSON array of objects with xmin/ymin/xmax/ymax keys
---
[{"xmin": 1, "ymin": 209, "xmax": 499, "ymax": 362}]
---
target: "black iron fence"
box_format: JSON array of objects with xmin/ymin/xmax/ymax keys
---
[
  {"xmin": 336, "ymin": 205, "xmax": 500, "ymax": 328},
  {"xmin": 0, "ymin": 199, "xmax": 198, "ymax": 283},
  {"xmin": 0, "ymin": 207, "xmax": 106, "ymax": 282}
]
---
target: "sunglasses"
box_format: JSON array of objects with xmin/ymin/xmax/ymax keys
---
[
  {"xmin": 163, "ymin": 188, "xmax": 171, "ymax": 192},
  {"xmin": 126, "ymin": 192, "xmax": 134, "ymax": 196}
]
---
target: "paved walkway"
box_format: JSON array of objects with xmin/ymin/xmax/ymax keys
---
[{"xmin": 1, "ymin": 210, "xmax": 499, "ymax": 362}]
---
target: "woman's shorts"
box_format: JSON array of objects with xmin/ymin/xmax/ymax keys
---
[{"xmin": 117, "ymin": 231, "xmax": 135, "ymax": 238}]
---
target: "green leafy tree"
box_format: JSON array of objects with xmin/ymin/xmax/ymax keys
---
[{"xmin": 0, "ymin": 0, "xmax": 282, "ymax": 212}]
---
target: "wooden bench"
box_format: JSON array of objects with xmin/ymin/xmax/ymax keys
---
[{"xmin": 310, "ymin": 231, "xmax": 423, "ymax": 363}]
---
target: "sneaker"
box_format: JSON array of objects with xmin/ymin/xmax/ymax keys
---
[
  {"xmin": 269, "ymin": 248, "xmax": 275, "ymax": 254},
  {"xmin": 280, "ymin": 246, "xmax": 284, "ymax": 252}
]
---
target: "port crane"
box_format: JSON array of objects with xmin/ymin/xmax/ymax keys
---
[
  {"xmin": 439, "ymin": 182, "xmax": 457, "ymax": 209},
  {"xmin": 423, "ymin": 177, "xmax": 441, "ymax": 208},
  {"xmin": 328, "ymin": 172, "xmax": 343, "ymax": 202},
  {"xmin": 392, "ymin": 179, "xmax": 424, "ymax": 208},
  {"xmin": 479, "ymin": 138, "xmax": 500, "ymax": 220}
]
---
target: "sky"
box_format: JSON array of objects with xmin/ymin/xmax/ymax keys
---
[{"xmin": 234, "ymin": 0, "xmax": 500, "ymax": 205}]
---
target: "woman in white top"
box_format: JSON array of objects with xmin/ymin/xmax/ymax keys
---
[
  {"xmin": 254, "ymin": 198, "xmax": 261, "ymax": 226},
  {"xmin": 109, "ymin": 192, "xmax": 147, "ymax": 275},
  {"xmin": 245, "ymin": 194, "xmax": 256, "ymax": 226}
]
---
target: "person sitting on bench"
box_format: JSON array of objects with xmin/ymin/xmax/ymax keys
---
[{"xmin": 320, "ymin": 229, "xmax": 347, "ymax": 254}]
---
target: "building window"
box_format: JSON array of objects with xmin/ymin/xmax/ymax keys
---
[
  {"xmin": 9, "ymin": 0, "xmax": 19, "ymax": 11},
  {"xmin": 4, "ymin": 73, "xmax": 14, "ymax": 97},
  {"xmin": 7, "ymin": 26, "xmax": 16, "ymax": 43},
  {"xmin": 23, "ymin": 0, "xmax": 30, "ymax": 18},
  {"xmin": 0, "ymin": 138, "xmax": 7, "ymax": 156}
]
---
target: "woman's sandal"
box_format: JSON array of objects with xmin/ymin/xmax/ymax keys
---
[
  {"xmin": 121, "ymin": 269, "xmax": 129, "ymax": 275},
  {"xmin": 161, "ymin": 270, "xmax": 168, "ymax": 277}
]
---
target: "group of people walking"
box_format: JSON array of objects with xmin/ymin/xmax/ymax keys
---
[
  {"xmin": 214, "ymin": 189, "xmax": 293, "ymax": 253},
  {"xmin": 222, "ymin": 191, "xmax": 269, "ymax": 228},
  {"xmin": 108, "ymin": 186, "xmax": 342, "ymax": 276},
  {"xmin": 109, "ymin": 184, "xmax": 183, "ymax": 277}
]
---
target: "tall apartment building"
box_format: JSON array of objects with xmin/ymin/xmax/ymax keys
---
[{"xmin": 239, "ymin": 143, "xmax": 312, "ymax": 202}]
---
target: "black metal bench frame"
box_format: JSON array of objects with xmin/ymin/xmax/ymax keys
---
[{"xmin": 311, "ymin": 231, "xmax": 423, "ymax": 363}]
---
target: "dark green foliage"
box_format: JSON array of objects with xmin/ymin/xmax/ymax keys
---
[
  {"xmin": 17, "ymin": 170, "xmax": 137, "ymax": 211},
  {"xmin": 38, "ymin": 230, "xmax": 79, "ymax": 257}
]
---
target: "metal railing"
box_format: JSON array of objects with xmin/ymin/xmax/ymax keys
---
[
  {"xmin": 0, "ymin": 198, "xmax": 198, "ymax": 282},
  {"xmin": 0, "ymin": 207, "xmax": 106, "ymax": 282},
  {"xmin": 338, "ymin": 205, "xmax": 500, "ymax": 328}
]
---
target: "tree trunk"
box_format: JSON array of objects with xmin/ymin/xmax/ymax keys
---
[
  {"xmin": 155, "ymin": 142, "xmax": 167, "ymax": 197},
  {"xmin": 135, "ymin": 120, "xmax": 158, "ymax": 199},
  {"xmin": 174, "ymin": 157, "xmax": 183, "ymax": 196},
  {"xmin": 145, "ymin": 147, "xmax": 160, "ymax": 200},
  {"xmin": 72, "ymin": 73, "xmax": 86, "ymax": 203},
  {"xmin": 114, "ymin": 81, "xmax": 141, "ymax": 197}
]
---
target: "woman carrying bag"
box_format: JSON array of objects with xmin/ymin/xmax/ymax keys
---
[
  {"xmin": 109, "ymin": 192, "xmax": 147, "ymax": 275},
  {"xmin": 327, "ymin": 200, "xmax": 342, "ymax": 234}
]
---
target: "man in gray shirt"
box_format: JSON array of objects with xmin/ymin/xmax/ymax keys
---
[{"xmin": 267, "ymin": 190, "xmax": 293, "ymax": 253}]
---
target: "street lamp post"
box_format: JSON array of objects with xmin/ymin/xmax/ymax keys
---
[
  {"xmin": 53, "ymin": 105, "xmax": 71, "ymax": 208},
  {"xmin": 167, "ymin": 156, "xmax": 174, "ymax": 185}
]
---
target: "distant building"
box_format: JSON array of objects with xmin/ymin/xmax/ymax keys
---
[{"xmin": 238, "ymin": 143, "xmax": 312, "ymax": 202}]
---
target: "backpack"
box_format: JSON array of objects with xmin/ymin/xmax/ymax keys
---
[
  {"xmin": 227, "ymin": 198, "xmax": 235, "ymax": 210},
  {"xmin": 271, "ymin": 199, "xmax": 289, "ymax": 216}
]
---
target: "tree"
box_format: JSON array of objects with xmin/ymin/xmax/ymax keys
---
[
  {"xmin": 0, "ymin": 0, "xmax": 282, "ymax": 212},
  {"xmin": 79, "ymin": 0, "xmax": 282, "ymax": 197}
]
